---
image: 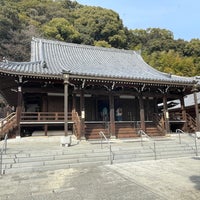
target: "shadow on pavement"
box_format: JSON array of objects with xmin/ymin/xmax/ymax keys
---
[{"xmin": 190, "ymin": 175, "xmax": 200, "ymax": 190}]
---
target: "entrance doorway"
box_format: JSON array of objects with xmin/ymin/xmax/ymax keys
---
[{"xmin": 98, "ymin": 99, "xmax": 109, "ymax": 121}]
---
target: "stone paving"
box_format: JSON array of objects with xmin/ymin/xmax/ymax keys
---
[
  {"xmin": 0, "ymin": 157, "xmax": 200, "ymax": 200},
  {"xmin": 0, "ymin": 136, "xmax": 200, "ymax": 200}
]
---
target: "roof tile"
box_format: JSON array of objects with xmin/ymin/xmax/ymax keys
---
[{"xmin": 0, "ymin": 38, "xmax": 195, "ymax": 84}]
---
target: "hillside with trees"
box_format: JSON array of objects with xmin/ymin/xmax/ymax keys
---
[{"xmin": 1, "ymin": 0, "xmax": 200, "ymax": 76}]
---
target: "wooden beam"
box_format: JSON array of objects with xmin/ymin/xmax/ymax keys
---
[{"xmin": 23, "ymin": 87, "xmax": 64, "ymax": 94}]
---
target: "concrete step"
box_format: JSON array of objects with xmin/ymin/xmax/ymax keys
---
[
  {"xmin": 2, "ymin": 147, "xmax": 112, "ymax": 174},
  {"xmin": 3, "ymin": 161, "xmax": 109, "ymax": 174},
  {"xmin": 2, "ymin": 137, "xmax": 200, "ymax": 174},
  {"xmin": 111, "ymin": 141, "xmax": 197, "ymax": 163}
]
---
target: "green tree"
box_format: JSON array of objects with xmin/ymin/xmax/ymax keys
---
[
  {"xmin": 184, "ymin": 39, "xmax": 200, "ymax": 57},
  {"xmin": 94, "ymin": 40, "xmax": 111, "ymax": 48},
  {"xmin": 1, "ymin": 0, "xmax": 200, "ymax": 77},
  {"xmin": 42, "ymin": 17, "xmax": 81, "ymax": 42},
  {"xmin": 144, "ymin": 50, "xmax": 196, "ymax": 76},
  {"xmin": 73, "ymin": 6, "xmax": 127, "ymax": 48}
]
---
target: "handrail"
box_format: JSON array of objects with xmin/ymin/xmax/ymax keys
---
[
  {"xmin": 21, "ymin": 112, "xmax": 72, "ymax": 121},
  {"xmin": 0, "ymin": 112, "xmax": 17, "ymax": 137},
  {"xmin": 0, "ymin": 133, "xmax": 8, "ymax": 175},
  {"xmin": 176, "ymin": 129, "xmax": 184, "ymax": 134},
  {"xmin": 169, "ymin": 112, "xmax": 183, "ymax": 121},
  {"xmin": 138, "ymin": 129, "xmax": 152, "ymax": 140},
  {"xmin": 138, "ymin": 129, "xmax": 157, "ymax": 160},
  {"xmin": 176, "ymin": 129, "xmax": 185, "ymax": 144},
  {"xmin": 72, "ymin": 111, "xmax": 81, "ymax": 139},
  {"xmin": 194, "ymin": 132, "xmax": 199, "ymax": 156},
  {"xmin": 152, "ymin": 113, "xmax": 164, "ymax": 133},
  {"xmin": 138, "ymin": 129, "xmax": 152, "ymax": 146},
  {"xmin": 186, "ymin": 113, "xmax": 196, "ymax": 132},
  {"xmin": 99, "ymin": 131, "xmax": 113, "ymax": 164}
]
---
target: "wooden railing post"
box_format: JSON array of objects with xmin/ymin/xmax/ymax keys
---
[
  {"xmin": 38, "ymin": 112, "xmax": 41, "ymax": 121},
  {"xmin": 55, "ymin": 112, "xmax": 58, "ymax": 121}
]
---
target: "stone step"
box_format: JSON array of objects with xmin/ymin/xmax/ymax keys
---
[
  {"xmin": 2, "ymin": 138, "xmax": 200, "ymax": 174},
  {"xmin": 2, "ymin": 150, "xmax": 110, "ymax": 167},
  {"xmin": 3, "ymin": 161, "xmax": 109, "ymax": 174}
]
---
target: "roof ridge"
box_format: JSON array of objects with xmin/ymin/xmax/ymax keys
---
[
  {"xmin": 1, "ymin": 60, "xmax": 42, "ymax": 65},
  {"xmin": 32, "ymin": 37, "xmax": 136, "ymax": 55}
]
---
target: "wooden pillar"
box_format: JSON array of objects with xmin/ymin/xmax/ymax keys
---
[
  {"xmin": 63, "ymin": 74, "xmax": 69, "ymax": 136},
  {"xmin": 146, "ymin": 97, "xmax": 150, "ymax": 121},
  {"xmin": 80, "ymin": 89, "xmax": 86, "ymax": 139},
  {"xmin": 180, "ymin": 96, "xmax": 187, "ymax": 131},
  {"xmin": 16, "ymin": 76, "xmax": 23, "ymax": 137},
  {"xmin": 154, "ymin": 97, "xmax": 159, "ymax": 114},
  {"xmin": 193, "ymin": 85, "xmax": 200, "ymax": 131},
  {"xmin": 72, "ymin": 93, "xmax": 76, "ymax": 113},
  {"xmin": 139, "ymin": 94, "xmax": 145, "ymax": 131},
  {"xmin": 42, "ymin": 94, "xmax": 48, "ymax": 112},
  {"xmin": 109, "ymin": 93, "xmax": 116, "ymax": 138},
  {"xmin": 42, "ymin": 94, "xmax": 48, "ymax": 136},
  {"xmin": 163, "ymin": 94, "xmax": 170, "ymax": 133}
]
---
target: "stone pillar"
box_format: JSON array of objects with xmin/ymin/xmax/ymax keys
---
[
  {"xmin": 16, "ymin": 76, "xmax": 23, "ymax": 138},
  {"xmin": 163, "ymin": 94, "xmax": 170, "ymax": 133},
  {"xmin": 139, "ymin": 95, "xmax": 145, "ymax": 131},
  {"xmin": 63, "ymin": 74, "xmax": 69, "ymax": 136},
  {"xmin": 109, "ymin": 93, "xmax": 116, "ymax": 139}
]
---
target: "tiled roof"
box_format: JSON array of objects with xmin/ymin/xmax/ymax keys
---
[
  {"xmin": 167, "ymin": 78, "xmax": 200, "ymax": 110},
  {"xmin": 0, "ymin": 60, "xmax": 50, "ymax": 76},
  {"xmin": 168, "ymin": 93, "xmax": 200, "ymax": 110},
  {"xmin": 0, "ymin": 38, "xmax": 195, "ymax": 84}
]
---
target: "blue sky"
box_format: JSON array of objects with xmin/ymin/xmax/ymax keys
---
[{"xmin": 77, "ymin": 0, "xmax": 200, "ymax": 41}]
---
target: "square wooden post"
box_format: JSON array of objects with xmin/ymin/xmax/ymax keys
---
[
  {"xmin": 63, "ymin": 74, "xmax": 69, "ymax": 136},
  {"xmin": 163, "ymin": 94, "xmax": 170, "ymax": 133},
  {"xmin": 109, "ymin": 94, "xmax": 116, "ymax": 139},
  {"xmin": 80, "ymin": 89, "xmax": 86, "ymax": 140},
  {"xmin": 139, "ymin": 95, "xmax": 145, "ymax": 131},
  {"xmin": 193, "ymin": 85, "xmax": 200, "ymax": 131},
  {"xmin": 180, "ymin": 96, "xmax": 187, "ymax": 132},
  {"xmin": 16, "ymin": 76, "xmax": 23, "ymax": 137}
]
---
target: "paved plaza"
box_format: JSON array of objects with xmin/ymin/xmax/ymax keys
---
[{"xmin": 0, "ymin": 136, "xmax": 200, "ymax": 200}]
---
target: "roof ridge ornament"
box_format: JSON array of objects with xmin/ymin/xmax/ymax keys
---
[
  {"xmin": 2, "ymin": 57, "xmax": 8, "ymax": 63},
  {"xmin": 42, "ymin": 60, "xmax": 48, "ymax": 68}
]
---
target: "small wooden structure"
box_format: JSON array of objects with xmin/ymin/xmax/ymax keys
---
[{"xmin": 0, "ymin": 38, "xmax": 198, "ymax": 139}]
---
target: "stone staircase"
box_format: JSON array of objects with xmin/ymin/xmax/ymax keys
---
[
  {"xmin": 112, "ymin": 138, "xmax": 197, "ymax": 164},
  {"xmin": 1, "ymin": 134, "xmax": 200, "ymax": 175}
]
